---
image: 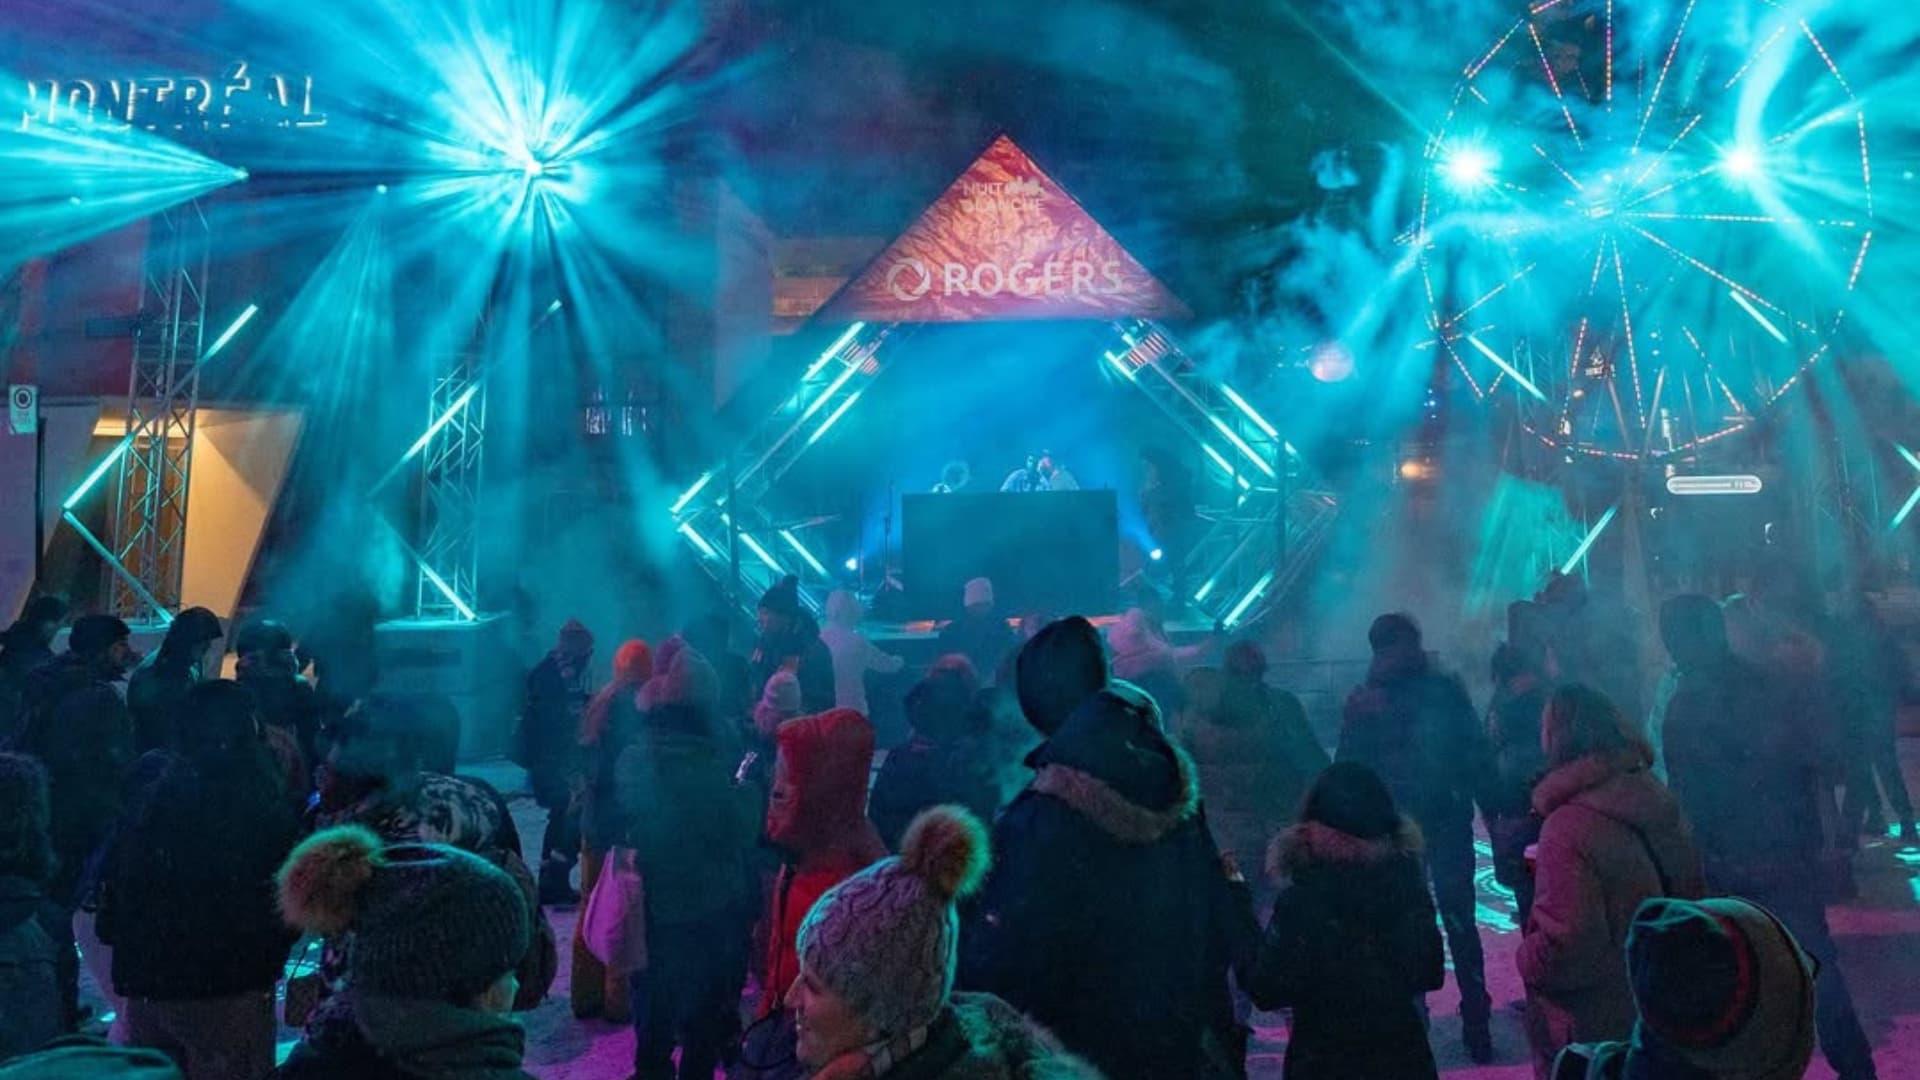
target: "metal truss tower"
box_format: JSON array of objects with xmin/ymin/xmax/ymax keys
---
[
  {"xmin": 411, "ymin": 354, "xmax": 486, "ymax": 620},
  {"xmin": 109, "ymin": 201, "xmax": 211, "ymax": 620}
]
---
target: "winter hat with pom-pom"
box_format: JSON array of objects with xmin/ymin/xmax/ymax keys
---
[
  {"xmin": 795, "ymin": 805, "xmax": 990, "ymax": 1038},
  {"xmin": 277, "ymin": 826, "xmax": 529, "ymax": 1002}
]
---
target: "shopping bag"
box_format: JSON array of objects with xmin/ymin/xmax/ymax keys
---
[{"xmin": 580, "ymin": 846, "xmax": 648, "ymax": 973}]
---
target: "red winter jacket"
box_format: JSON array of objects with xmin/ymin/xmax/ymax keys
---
[{"xmin": 761, "ymin": 708, "xmax": 884, "ymax": 1013}]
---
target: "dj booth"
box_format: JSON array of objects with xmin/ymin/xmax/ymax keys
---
[{"xmin": 900, "ymin": 490, "xmax": 1120, "ymax": 620}]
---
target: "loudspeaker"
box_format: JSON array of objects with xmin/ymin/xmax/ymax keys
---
[{"xmin": 7, "ymin": 384, "xmax": 35, "ymax": 435}]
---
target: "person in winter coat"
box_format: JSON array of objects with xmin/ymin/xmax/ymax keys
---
[
  {"xmin": 1175, "ymin": 643, "xmax": 1329, "ymax": 890},
  {"xmin": 571, "ymin": 638, "xmax": 650, "ymax": 1022},
  {"xmin": 683, "ymin": 611, "xmax": 753, "ymax": 728},
  {"xmin": 310, "ymin": 695, "xmax": 554, "ymax": 1014},
  {"xmin": 819, "ymin": 590, "xmax": 904, "ymax": 716},
  {"xmin": 16, "ymin": 615, "xmax": 139, "ymax": 910},
  {"xmin": 1335, "ymin": 613, "xmax": 1494, "ymax": 1062},
  {"xmin": 1246, "ymin": 761, "xmax": 1444, "ymax": 1080},
  {"xmin": 870, "ymin": 661, "xmax": 1000, "ymax": 850},
  {"xmin": 233, "ymin": 620, "xmax": 323, "ymax": 780},
  {"xmin": 1107, "ymin": 606, "xmax": 1208, "ymax": 716},
  {"xmin": 1485, "ymin": 642, "xmax": 1551, "ymax": 927},
  {"xmin": 1547, "ymin": 896, "xmax": 1817, "ymax": 1080},
  {"xmin": 96, "ymin": 680, "xmax": 300, "ymax": 1080},
  {"xmin": 0, "ymin": 754, "xmax": 70, "ymax": 1062},
  {"xmin": 270, "ymin": 828, "xmax": 536, "ymax": 1080},
  {"xmin": 1518, "ymin": 685, "xmax": 1706, "ymax": 1078},
  {"xmin": 1830, "ymin": 590, "xmax": 1916, "ymax": 843},
  {"xmin": 1657, "ymin": 594, "xmax": 1878, "ymax": 1080},
  {"xmin": 615, "ymin": 647, "xmax": 759, "ymax": 1080},
  {"xmin": 520, "ymin": 618, "xmax": 595, "ymax": 904},
  {"xmin": 761, "ymin": 708, "xmax": 886, "ymax": 1017},
  {"xmin": 751, "ymin": 577, "xmax": 837, "ymax": 714},
  {"xmin": 934, "ymin": 580, "xmax": 1017, "ymax": 687},
  {"xmin": 785, "ymin": 805, "xmax": 1102, "ymax": 1080},
  {"xmin": 0, "ymin": 596, "xmax": 67, "ymax": 745},
  {"xmin": 961, "ymin": 617, "xmax": 1253, "ymax": 1080},
  {"xmin": 125, "ymin": 608, "xmax": 222, "ymax": 755}
]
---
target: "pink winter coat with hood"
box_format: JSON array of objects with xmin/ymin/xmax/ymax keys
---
[{"xmin": 1518, "ymin": 747, "xmax": 1706, "ymax": 1074}]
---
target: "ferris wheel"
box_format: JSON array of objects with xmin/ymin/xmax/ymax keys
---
[{"xmin": 1416, "ymin": 0, "xmax": 1874, "ymax": 462}]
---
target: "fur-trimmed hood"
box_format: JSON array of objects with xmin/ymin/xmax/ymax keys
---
[
  {"xmin": 1026, "ymin": 685, "xmax": 1199, "ymax": 845},
  {"xmin": 1266, "ymin": 818, "xmax": 1424, "ymax": 883}
]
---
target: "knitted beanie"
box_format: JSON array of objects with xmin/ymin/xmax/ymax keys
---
[
  {"xmin": 754, "ymin": 669, "xmax": 804, "ymax": 735},
  {"xmin": 278, "ymin": 827, "xmax": 530, "ymax": 1001},
  {"xmin": 795, "ymin": 806, "xmax": 991, "ymax": 1038},
  {"xmin": 650, "ymin": 646, "xmax": 717, "ymax": 711},
  {"xmin": 760, "ymin": 575, "xmax": 802, "ymax": 619},
  {"xmin": 613, "ymin": 640, "xmax": 653, "ymax": 685},
  {"xmin": 1627, "ymin": 896, "xmax": 1815, "ymax": 1080}
]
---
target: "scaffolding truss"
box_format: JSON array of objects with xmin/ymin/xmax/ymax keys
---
[
  {"xmin": 672, "ymin": 318, "xmax": 1337, "ymax": 628},
  {"xmin": 1103, "ymin": 320, "xmax": 1338, "ymax": 626},
  {"xmin": 672, "ymin": 323, "xmax": 896, "ymax": 617},
  {"xmin": 411, "ymin": 355, "xmax": 486, "ymax": 621},
  {"xmin": 108, "ymin": 202, "xmax": 211, "ymax": 620}
]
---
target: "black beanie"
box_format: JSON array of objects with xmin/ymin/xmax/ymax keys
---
[
  {"xmin": 68, "ymin": 615, "xmax": 130, "ymax": 657},
  {"xmin": 759, "ymin": 575, "xmax": 802, "ymax": 619},
  {"xmin": 1015, "ymin": 616, "xmax": 1108, "ymax": 737}
]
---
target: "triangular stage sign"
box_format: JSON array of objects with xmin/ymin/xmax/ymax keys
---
[{"xmin": 820, "ymin": 135, "xmax": 1190, "ymax": 323}]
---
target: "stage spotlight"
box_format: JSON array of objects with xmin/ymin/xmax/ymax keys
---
[
  {"xmin": 1149, "ymin": 548, "xmax": 1164, "ymax": 562},
  {"xmin": 844, "ymin": 557, "xmax": 859, "ymax": 573},
  {"xmin": 375, "ymin": 184, "xmax": 389, "ymax": 195},
  {"xmin": 1309, "ymin": 342, "xmax": 1355, "ymax": 383},
  {"xmin": 1439, "ymin": 146, "xmax": 1497, "ymax": 193},
  {"xmin": 1720, "ymin": 145, "xmax": 1761, "ymax": 179}
]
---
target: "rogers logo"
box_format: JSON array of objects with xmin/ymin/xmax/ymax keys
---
[{"xmin": 885, "ymin": 259, "xmax": 934, "ymax": 302}]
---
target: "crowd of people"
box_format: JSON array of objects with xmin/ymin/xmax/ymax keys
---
[{"xmin": 0, "ymin": 564, "xmax": 1911, "ymax": 1080}]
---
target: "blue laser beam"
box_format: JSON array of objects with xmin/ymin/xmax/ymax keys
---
[
  {"xmin": 677, "ymin": 522, "xmax": 720, "ymax": 560},
  {"xmin": 63, "ymin": 434, "xmax": 134, "ymax": 511},
  {"xmin": 1466, "ymin": 334, "xmax": 1549, "ymax": 401},
  {"xmin": 1727, "ymin": 290, "xmax": 1789, "ymax": 345},
  {"xmin": 201, "ymin": 304, "xmax": 260, "ymax": 362},
  {"xmin": 779, "ymin": 530, "xmax": 829, "ymax": 577},
  {"xmin": 1560, "ymin": 505, "xmax": 1619, "ymax": 574},
  {"xmin": 1224, "ymin": 570, "xmax": 1276, "ymax": 629},
  {"xmin": 1218, "ymin": 384, "xmax": 1280, "ymax": 440},
  {"xmin": 415, "ymin": 558, "xmax": 477, "ymax": 622},
  {"xmin": 671, "ymin": 471, "xmax": 714, "ymax": 516},
  {"xmin": 399, "ymin": 384, "xmax": 480, "ymax": 465},
  {"xmin": 804, "ymin": 323, "xmax": 867, "ymax": 380},
  {"xmin": 805, "ymin": 390, "xmax": 864, "ymax": 447}
]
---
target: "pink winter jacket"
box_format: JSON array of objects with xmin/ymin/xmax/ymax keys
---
[{"xmin": 1517, "ymin": 749, "xmax": 1706, "ymax": 1075}]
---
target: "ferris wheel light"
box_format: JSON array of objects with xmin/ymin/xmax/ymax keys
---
[
  {"xmin": 1720, "ymin": 145, "xmax": 1762, "ymax": 178},
  {"xmin": 1439, "ymin": 146, "xmax": 1498, "ymax": 192}
]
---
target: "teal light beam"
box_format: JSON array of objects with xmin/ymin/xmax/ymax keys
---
[
  {"xmin": 1467, "ymin": 334, "xmax": 1549, "ymax": 401},
  {"xmin": 62, "ymin": 434, "xmax": 134, "ymax": 511},
  {"xmin": 1560, "ymin": 505, "xmax": 1620, "ymax": 574},
  {"xmin": 201, "ymin": 304, "xmax": 260, "ymax": 362}
]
